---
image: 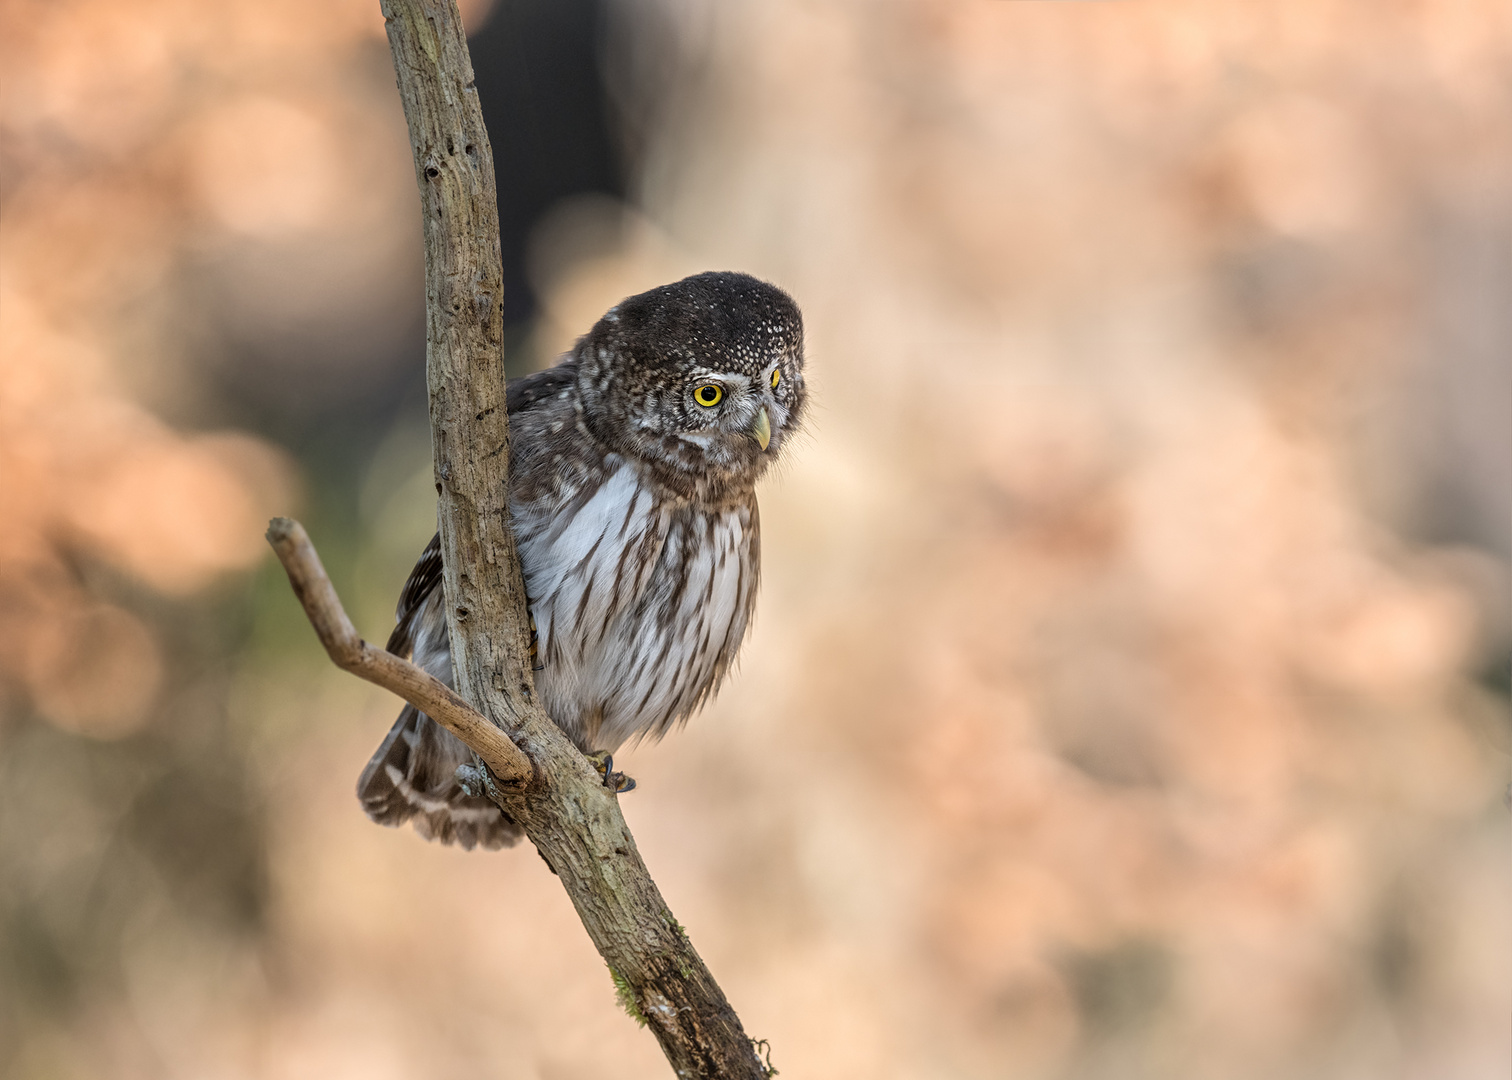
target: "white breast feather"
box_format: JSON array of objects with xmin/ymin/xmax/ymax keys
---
[
  {"xmin": 512, "ymin": 457, "xmax": 754, "ymax": 750},
  {"xmin": 515, "ymin": 462, "xmax": 657, "ymax": 660}
]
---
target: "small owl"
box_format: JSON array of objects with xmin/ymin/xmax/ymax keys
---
[{"xmin": 359, "ymin": 271, "xmax": 806, "ymax": 849}]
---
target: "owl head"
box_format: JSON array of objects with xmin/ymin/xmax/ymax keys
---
[{"xmin": 574, "ymin": 271, "xmax": 806, "ymax": 497}]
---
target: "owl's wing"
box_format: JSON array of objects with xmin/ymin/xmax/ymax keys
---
[
  {"xmin": 359, "ymin": 362, "xmax": 578, "ymax": 849},
  {"xmin": 505, "ymin": 360, "xmax": 577, "ymax": 413},
  {"xmin": 385, "ymin": 532, "xmax": 441, "ymax": 656},
  {"xmin": 384, "ymin": 362, "xmax": 578, "ymax": 654}
]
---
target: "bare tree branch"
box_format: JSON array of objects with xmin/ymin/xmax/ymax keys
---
[
  {"xmin": 263, "ymin": 1, "xmax": 775, "ymax": 1075},
  {"xmin": 265, "ymin": 517, "xmax": 532, "ymax": 786}
]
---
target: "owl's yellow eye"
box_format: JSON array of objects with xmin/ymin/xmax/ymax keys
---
[
  {"xmin": 694, "ymin": 384, "xmax": 723, "ymax": 407},
  {"xmin": 770, "ymin": 368, "xmax": 781, "ymax": 390}
]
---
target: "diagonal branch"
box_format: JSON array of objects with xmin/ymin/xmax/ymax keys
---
[
  {"xmin": 263, "ymin": 1, "xmax": 775, "ymax": 1076},
  {"xmin": 265, "ymin": 517, "xmax": 532, "ymax": 786}
]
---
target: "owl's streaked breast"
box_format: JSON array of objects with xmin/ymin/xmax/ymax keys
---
[{"xmin": 512, "ymin": 456, "xmax": 759, "ymax": 752}]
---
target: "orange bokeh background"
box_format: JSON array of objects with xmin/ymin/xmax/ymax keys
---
[{"xmin": 2, "ymin": 2, "xmax": 1507, "ymax": 1078}]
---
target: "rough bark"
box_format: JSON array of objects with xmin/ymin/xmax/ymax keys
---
[{"xmin": 269, "ymin": 1, "xmax": 773, "ymax": 1075}]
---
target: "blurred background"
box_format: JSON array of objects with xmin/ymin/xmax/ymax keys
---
[{"xmin": 2, "ymin": 1, "xmax": 1508, "ymax": 1077}]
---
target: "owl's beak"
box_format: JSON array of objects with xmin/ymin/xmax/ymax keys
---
[{"xmin": 749, "ymin": 405, "xmax": 772, "ymax": 451}]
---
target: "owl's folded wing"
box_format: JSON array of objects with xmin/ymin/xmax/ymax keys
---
[
  {"xmin": 386, "ymin": 532, "xmax": 441, "ymax": 656},
  {"xmin": 385, "ymin": 360, "xmax": 581, "ymax": 658}
]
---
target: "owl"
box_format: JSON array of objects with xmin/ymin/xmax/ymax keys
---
[{"xmin": 358, "ymin": 271, "xmax": 806, "ymax": 849}]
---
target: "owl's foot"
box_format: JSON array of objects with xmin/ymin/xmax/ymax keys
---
[
  {"xmin": 529, "ymin": 613, "xmax": 543, "ymax": 672},
  {"xmin": 584, "ymin": 750, "xmax": 637, "ymax": 794},
  {"xmin": 456, "ymin": 760, "xmax": 508, "ymax": 809}
]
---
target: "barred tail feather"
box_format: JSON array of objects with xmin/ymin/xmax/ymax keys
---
[{"xmin": 357, "ymin": 705, "xmax": 522, "ymax": 850}]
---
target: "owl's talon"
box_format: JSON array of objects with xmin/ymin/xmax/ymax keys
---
[
  {"xmin": 585, "ymin": 749, "xmax": 636, "ymax": 794},
  {"xmin": 456, "ymin": 760, "xmax": 508, "ymax": 808}
]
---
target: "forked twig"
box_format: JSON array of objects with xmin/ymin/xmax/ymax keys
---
[{"xmin": 265, "ymin": 516, "xmax": 532, "ymax": 786}]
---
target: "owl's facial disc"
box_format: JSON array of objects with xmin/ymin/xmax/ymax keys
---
[{"xmin": 677, "ymin": 368, "xmax": 789, "ymax": 459}]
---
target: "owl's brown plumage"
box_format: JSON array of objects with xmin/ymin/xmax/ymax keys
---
[{"xmin": 359, "ymin": 272, "xmax": 806, "ymax": 849}]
